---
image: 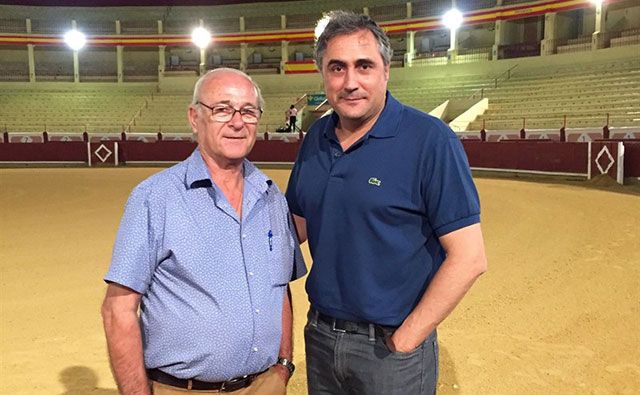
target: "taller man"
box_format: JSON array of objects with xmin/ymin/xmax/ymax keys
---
[{"xmin": 286, "ymin": 11, "xmax": 487, "ymax": 395}]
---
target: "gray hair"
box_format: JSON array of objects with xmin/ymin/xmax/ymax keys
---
[
  {"xmin": 191, "ymin": 68, "xmax": 265, "ymax": 109},
  {"xmin": 314, "ymin": 10, "xmax": 393, "ymax": 69}
]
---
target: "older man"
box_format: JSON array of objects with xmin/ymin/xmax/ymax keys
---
[
  {"xmin": 102, "ymin": 68, "xmax": 305, "ymax": 395},
  {"xmin": 286, "ymin": 11, "xmax": 487, "ymax": 395}
]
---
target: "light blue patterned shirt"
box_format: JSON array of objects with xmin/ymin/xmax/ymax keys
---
[{"xmin": 105, "ymin": 149, "xmax": 306, "ymax": 382}]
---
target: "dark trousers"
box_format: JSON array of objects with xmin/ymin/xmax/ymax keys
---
[
  {"xmin": 288, "ymin": 116, "xmax": 297, "ymax": 132},
  {"xmin": 305, "ymin": 309, "xmax": 439, "ymax": 395}
]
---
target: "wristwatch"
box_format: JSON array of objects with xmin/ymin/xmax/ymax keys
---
[{"xmin": 276, "ymin": 357, "xmax": 296, "ymax": 377}]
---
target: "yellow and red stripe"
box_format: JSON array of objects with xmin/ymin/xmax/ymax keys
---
[
  {"xmin": 284, "ymin": 60, "xmax": 317, "ymax": 74},
  {"xmin": 0, "ymin": 0, "xmax": 624, "ymax": 47}
]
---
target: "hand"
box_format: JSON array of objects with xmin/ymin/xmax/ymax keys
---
[
  {"xmin": 273, "ymin": 363, "xmax": 291, "ymax": 384},
  {"xmin": 385, "ymin": 330, "xmax": 421, "ymax": 354}
]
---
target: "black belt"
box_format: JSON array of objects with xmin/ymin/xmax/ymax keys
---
[
  {"xmin": 147, "ymin": 368, "xmax": 265, "ymax": 392},
  {"xmin": 314, "ymin": 309, "xmax": 397, "ymax": 337}
]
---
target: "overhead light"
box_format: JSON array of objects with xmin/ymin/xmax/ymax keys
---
[
  {"xmin": 191, "ymin": 27, "xmax": 211, "ymax": 49},
  {"xmin": 64, "ymin": 29, "xmax": 86, "ymax": 51},
  {"xmin": 442, "ymin": 8, "xmax": 464, "ymax": 31}
]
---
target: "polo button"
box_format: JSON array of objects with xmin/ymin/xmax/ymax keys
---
[
  {"xmin": 253, "ymin": 347, "xmax": 258, "ymax": 352},
  {"xmin": 255, "ymin": 309, "xmax": 260, "ymax": 313},
  {"xmin": 334, "ymin": 152, "xmax": 341, "ymax": 157},
  {"xmin": 242, "ymin": 234, "xmax": 247, "ymax": 239},
  {"xmin": 249, "ymin": 271, "xmax": 254, "ymax": 276}
]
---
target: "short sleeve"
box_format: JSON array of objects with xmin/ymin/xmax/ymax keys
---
[
  {"xmin": 285, "ymin": 159, "xmax": 303, "ymax": 217},
  {"xmin": 287, "ymin": 212, "xmax": 307, "ymax": 281},
  {"xmin": 424, "ymin": 135, "xmax": 481, "ymax": 238},
  {"xmin": 104, "ymin": 185, "xmax": 158, "ymax": 294}
]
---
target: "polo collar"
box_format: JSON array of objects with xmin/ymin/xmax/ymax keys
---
[{"xmin": 322, "ymin": 91, "xmax": 403, "ymax": 141}]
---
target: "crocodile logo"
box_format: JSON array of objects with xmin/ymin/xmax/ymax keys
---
[{"xmin": 368, "ymin": 177, "xmax": 382, "ymax": 187}]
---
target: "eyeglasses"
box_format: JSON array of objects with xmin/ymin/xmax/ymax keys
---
[{"xmin": 197, "ymin": 102, "xmax": 263, "ymax": 124}]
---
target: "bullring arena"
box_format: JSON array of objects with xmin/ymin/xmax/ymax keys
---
[
  {"xmin": 1, "ymin": 168, "xmax": 639, "ymax": 394},
  {"xmin": 1, "ymin": 0, "xmax": 640, "ymax": 394}
]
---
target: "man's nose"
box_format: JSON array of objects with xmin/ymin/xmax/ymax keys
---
[
  {"xmin": 343, "ymin": 68, "xmax": 359, "ymax": 91},
  {"xmin": 228, "ymin": 110, "xmax": 245, "ymax": 129}
]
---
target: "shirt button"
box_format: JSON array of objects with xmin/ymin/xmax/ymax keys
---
[
  {"xmin": 242, "ymin": 234, "xmax": 247, "ymax": 239},
  {"xmin": 248, "ymin": 271, "xmax": 254, "ymax": 276},
  {"xmin": 253, "ymin": 347, "xmax": 258, "ymax": 352},
  {"xmin": 334, "ymin": 152, "xmax": 341, "ymax": 157},
  {"xmin": 255, "ymin": 309, "xmax": 260, "ymax": 313}
]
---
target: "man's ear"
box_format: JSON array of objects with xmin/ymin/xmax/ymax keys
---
[{"xmin": 188, "ymin": 105, "xmax": 199, "ymax": 135}]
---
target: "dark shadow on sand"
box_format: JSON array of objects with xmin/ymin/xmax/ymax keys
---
[{"xmin": 59, "ymin": 366, "xmax": 118, "ymax": 395}]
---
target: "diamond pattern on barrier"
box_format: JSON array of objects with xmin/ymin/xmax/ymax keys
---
[
  {"xmin": 94, "ymin": 144, "xmax": 113, "ymax": 163},
  {"xmin": 595, "ymin": 145, "xmax": 615, "ymax": 175},
  {"xmin": 578, "ymin": 133, "xmax": 591, "ymax": 142}
]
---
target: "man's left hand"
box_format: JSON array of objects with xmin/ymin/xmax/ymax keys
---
[
  {"xmin": 273, "ymin": 364, "xmax": 291, "ymax": 384},
  {"xmin": 386, "ymin": 329, "xmax": 421, "ymax": 354}
]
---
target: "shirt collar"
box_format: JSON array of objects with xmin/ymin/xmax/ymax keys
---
[
  {"xmin": 243, "ymin": 159, "xmax": 271, "ymax": 195},
  {"xmin": 322, "ymin": 91, "xmax": 402, "ymax": 141},
  {"xmin": 185, "ymin": 148, "xmax": 271, "ymax": 194},
  {"xmin": 185, "ymin": 148, "xmax": 212, "ymax": 189}
]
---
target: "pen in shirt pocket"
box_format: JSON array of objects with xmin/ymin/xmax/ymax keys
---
[{"xmin": 268, "ymin": 230, "xmax": 273, "ymax": 251}]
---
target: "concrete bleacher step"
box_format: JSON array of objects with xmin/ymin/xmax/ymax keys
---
[{"xmin": 467, "ymin": 117, "xmax": 639, "ymax": 131}]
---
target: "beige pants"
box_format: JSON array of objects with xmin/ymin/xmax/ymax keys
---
[{"xmin": 151, "ymin": 367, "xmax": 286, "ymax": 395}]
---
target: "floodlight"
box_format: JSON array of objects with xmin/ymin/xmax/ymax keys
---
[
  {"xmin": 442, "ymin": 8, "xmax": 463, "ymax": 31},
  {"xmin": 191, "ymin": 27, "xmax": 211, "ymax": 49},
  {"xmin": 64, "ymin": 29, "xmax": 86, "ymax": 51},
  {"xmin": 314, "ymin": 15, "xmax": 330, "ymax": 40}
]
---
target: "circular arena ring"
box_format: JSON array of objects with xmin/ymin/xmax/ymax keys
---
[{"xmin": 1, "ymin": 167, "xmax": 639, "ymax": 394}]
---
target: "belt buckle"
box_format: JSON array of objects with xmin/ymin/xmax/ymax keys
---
[
  {"xmin": 331, "ymin": 319, "xmax": 347, "ymax": 333},
  {"xmin": 220, "ymin": 375, "xmax": 249, "ymax": 392}
]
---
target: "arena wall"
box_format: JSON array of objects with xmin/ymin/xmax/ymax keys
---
[{"xmin": 2, "ymin": 136, "xmax": 639, "ymax": 183}]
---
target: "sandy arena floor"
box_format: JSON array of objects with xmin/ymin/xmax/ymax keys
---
[{"xmin": 1, "ymin": 167, "xmax": 639, "ymax": 394}]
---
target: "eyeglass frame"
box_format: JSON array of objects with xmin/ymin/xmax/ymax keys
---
[{"xmin": 196, "ymin": 101, "xmax": 263, "ymax": 124}]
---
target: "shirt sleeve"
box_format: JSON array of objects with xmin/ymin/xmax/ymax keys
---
[
  {"xmin": 285, "ymin": 150, "xmax": 304, "ymax": 217},
  {"xmin": 423, "ymin": 133, "xmax": 481, "ymax": 238},
  {"xmin": 287, "ymin": 212, "xmax": 307, "ymax": 281},
  {"xmin": 104, "ymin": 184, "xmax": 158, "ymax": 294}
]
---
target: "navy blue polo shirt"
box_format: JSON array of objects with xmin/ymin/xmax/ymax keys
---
[{"xmin": 286, "ymin": 92, "xmax": 480, "ymax": 326}]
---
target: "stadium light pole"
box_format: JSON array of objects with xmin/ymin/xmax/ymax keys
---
[
  {"xmin": 442, "ymin": 8, "xmax": 463, "ymax": 63},
  {"xmin": 590, "ymin": 0, "xmax": 606, "ymax": 50},
  {"xmin": 64, "ymin": 21, "xmax": 86, "ymax": 83},
  {"xmin": 192, "ymin": 24, "xmax": 211, "ymax": 75}
]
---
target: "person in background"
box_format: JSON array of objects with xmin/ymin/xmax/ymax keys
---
[{"xmin": 286, "ymin": 104, "xmax": 298, "ymax": 133}]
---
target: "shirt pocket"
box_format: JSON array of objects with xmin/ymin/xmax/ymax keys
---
[{"xmin": 268, "ymin": 234, "xmax": 294, "ymax": 287}]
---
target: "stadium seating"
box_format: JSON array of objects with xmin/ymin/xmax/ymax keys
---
[
  {"xmin": 466, "ymin": 58, "xmax": 640, "ymax": 131},
  {"xmin": 3, "ymin": 53, "xmax": 638, "ymax": 135},
  {"xmin": 391, "ymin": 73, "xmax": 495, "ymax": 114},
  {"xmin": 0, "ymin": 84, "xmax": 153, "ymax": 134},
  {"xmin": 130, "ymin": 91, "xmax": 309, "ymax": 134}
]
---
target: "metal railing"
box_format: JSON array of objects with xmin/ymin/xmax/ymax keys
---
[
  {"xmin": 468, "ymin": 63, "xmax": 519, "ymax": 100},
  {"xmin": 124, "ymin": 97, "xmax": 150, "ymax": 133}
]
